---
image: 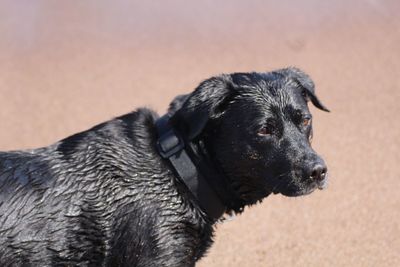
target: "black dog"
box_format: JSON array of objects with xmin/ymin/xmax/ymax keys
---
[{"xmin": 0, "ymin": 67, "xmax": 328, "ymax": 267}]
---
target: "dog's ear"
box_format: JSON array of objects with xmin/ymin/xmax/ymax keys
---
[
  {"xmin": 170, "ymin": 75, "xmax": 235, "ymax": 140},
  {"xmin": 280, "ymin": 67, "xmax": 330, "ymax": 112},
  {"xmin": 167, "ymin": 94, "xmax": 190, "ymax": 115}
]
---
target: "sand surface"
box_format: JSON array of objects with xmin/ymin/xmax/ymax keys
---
[{"xmin": 0, "ymin": 1, "xmax": 399, "ymax": 266}]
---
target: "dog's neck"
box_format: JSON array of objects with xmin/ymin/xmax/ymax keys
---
[
  {"xmin": 155, "ymin": 114, "xmax": 244, "ymax": 221},
  {"xmin": 191, "ymin": 137, "xmax": 246, "ymax": 214}
]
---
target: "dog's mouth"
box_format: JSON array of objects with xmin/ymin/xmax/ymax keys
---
[{"xmin": 316, "ymin": 177, "xmax": 329, "ymax": 190}]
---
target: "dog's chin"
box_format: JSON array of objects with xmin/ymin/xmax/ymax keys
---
[
  {"xmin": 274, "ymin": 179, "xmax": 328, "ymax": 197},
  {"xmin": 280, "ymin": 186, "xmax": 316, "ymax": 197}
]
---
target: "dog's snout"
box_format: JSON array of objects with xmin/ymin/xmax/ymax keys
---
[{"xmin": 310, "ymin": 164, "xmax": 327, "ymax": 182}]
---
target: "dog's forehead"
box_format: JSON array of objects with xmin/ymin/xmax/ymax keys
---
[{"xmin": 233, "ymin": 73, "xmax": 305, "ymax": 112}]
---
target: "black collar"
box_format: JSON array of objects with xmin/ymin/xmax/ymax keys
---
[{"xmin": 155, "ymin": 114, "xmax": 226, "ymax": 220}]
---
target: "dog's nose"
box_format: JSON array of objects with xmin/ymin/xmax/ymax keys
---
[{"xmin": 310, "ymin": 164, "xmax": 327, "ymax": 182}]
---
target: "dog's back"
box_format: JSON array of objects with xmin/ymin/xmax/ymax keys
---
[{"xmin": 0, "ymin": 109, "xmax": 206, "ymax": 267}]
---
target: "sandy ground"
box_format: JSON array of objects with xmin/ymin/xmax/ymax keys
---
[{"xmin": 0, "ymin": 0, "xmax": 399, "ymax": 266}]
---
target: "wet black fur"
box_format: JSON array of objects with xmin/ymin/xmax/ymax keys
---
[{"xmin": 0, "ymin": 67, "xmax": 328, "ymax": 266}]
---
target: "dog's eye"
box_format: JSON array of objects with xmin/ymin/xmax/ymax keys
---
[
  {"xmin": 257, "ymin": 126, "xmax": 273, "ymax": 136},
  {"xmin": 302, "ymin": 117, "xmax": 312, "ymax": 127}
]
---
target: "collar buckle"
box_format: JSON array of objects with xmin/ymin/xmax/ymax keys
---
[{"xmin": 157, "ymin": 129, "xmax": 184, "ymax": 159}]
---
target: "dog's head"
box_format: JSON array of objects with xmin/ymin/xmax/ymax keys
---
[{"xmin": 169, "ymin": 68, "xmax": 329, "ymax": 206}]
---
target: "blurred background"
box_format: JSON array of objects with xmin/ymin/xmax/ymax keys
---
[{"xmin": 0, "ymin": 0, "xmax": 399, "ymax": 266}]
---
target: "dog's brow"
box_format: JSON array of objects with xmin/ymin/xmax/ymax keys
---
[{"xmin": 237, "ymin": 85, "xmax": 274, "ymax": 105}]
